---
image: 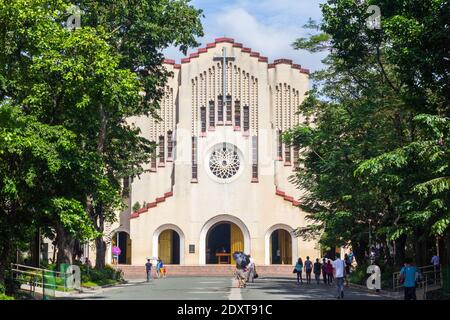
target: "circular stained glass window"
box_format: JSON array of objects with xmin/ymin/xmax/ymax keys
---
[{"xmin": 209, "ymin": 145, "xmax": 241, "ymax": 179}]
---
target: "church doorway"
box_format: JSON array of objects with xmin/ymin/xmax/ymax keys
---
[
  {"xmin": 206, "ymin": 222, "xmax": 244, "ymax": 264},
  {"xmin": 270, "ymin": 229, "xmax": 292, "ymax": 264},
  {"xmin": 111, "ymin": 231, "xmax": 132, "ymax": 265},
  {"xmin": 158, "ymin": 229, "xmax": 180, "ymax": 264}
]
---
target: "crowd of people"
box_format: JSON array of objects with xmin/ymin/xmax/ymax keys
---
[
  {"xmin": 293, "ymin": 252, "xmax": 353, "ymax": 299},
  {"xmin": 141, "ymin": 249, "xmax": 441, "ymax": 300},
  {"xmin": 231, "ymin": 250, "xmax": 355, "ymax": 298}
]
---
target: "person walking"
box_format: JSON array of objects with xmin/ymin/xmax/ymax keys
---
[
  {"xmin": 145, "ymin": 259, "xmax": 152, "ymax": 282},
  {"xmin": 325, "ymin": 260, "xmax": 334, "ymax": 285},
  {"xmin": 348, "ymin": 248, "xmax": 354, "ymax": 265},
  {"xmin": 400, "ymin": 258, "xmax": 419, "ymax": 300},
  {"xmin": 344, "ymin": 253, "xmax": 352, "ymax": 286},
  {"xmin": 431, "ymin": 254, "xmax": 440, "ymax": 282},
  {"xmin": 247, "ymin": 255, "xmax": 256, "ymax": 283},
  {"xmin": 313, "ymin": 258, "xmax": 322, "ymax": 285},
  {"xmin": 322, "ymin": 258, "xmax": 327, "ymax": 284},
  {"xmin": 234, "ymin": 255, "xmax": 249, "ymax": 288},
  {"xmin": 156, "ymin": 258, "xmax": 163, "ymax": 278},
  {"xmin": 294, "ymin": 258, "xmax": 303, "ymax": 284},
  {"xmin": 332, "ymin": 255, "xmax": 346, "ymax": 299},
  {"xmin": 304, "ymin": 256, "xmax": 313, "ymax": 284}
]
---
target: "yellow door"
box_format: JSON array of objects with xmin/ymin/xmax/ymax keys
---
[
  {"xmin": 278, "ymin": 230, "xmax": 292, "ymax": 264},
  {"xmin": 126, "ymin": 236, "xmax": 132, "ymax": 264},
  {"xmin": 270, "ymin": 233, "xmax": 273, "ymax": 264},
  {"xmin": 159, "ymin": 230, "xmax": 172, "ymax": 264},
  {"xmin": 285, "ymin": 230, "xmax": 292, "ymax": 264},
  {"xmin": 278, "ymin": 230, "xmax": 285, "ymax": 264},
  {"xmin": 230, "ymin": 223, "xmax": 244, "ymax": 265}
]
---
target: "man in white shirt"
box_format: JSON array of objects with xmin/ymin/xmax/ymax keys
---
[{"xmin": 332, "ymin": 255, "xmax": 346, "ymax": 299}]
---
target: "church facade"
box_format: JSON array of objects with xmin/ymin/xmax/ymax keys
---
[{"xmin": 107, "ymin": 38, "xmax": 319, "ymax": 267}]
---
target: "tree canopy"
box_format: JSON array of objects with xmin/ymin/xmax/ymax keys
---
[
  {"xmin": 0, "ymin": 0, "xmax": 203, "ymax": 285},
  {"xmin": 287, "ymin": 0, "xmax": 450, "ymax": 266}
]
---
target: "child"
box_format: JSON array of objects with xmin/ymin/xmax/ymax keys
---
[{"xmin": 156, "ymin": 258, "xmax": 164, "ymax": 278}]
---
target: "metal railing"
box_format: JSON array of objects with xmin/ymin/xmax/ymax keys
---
[
  {"xmin": 10, "ymin": 263, "xmax": 80, "ymax": 299},
  {"xmin": 392, "ymin": 264, "xmax": 443, "ymax": 299}
]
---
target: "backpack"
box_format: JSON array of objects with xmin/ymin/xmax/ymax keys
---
[{"xmin": 305, "ymin": 260, "xmax": 312, "ymax": 270}]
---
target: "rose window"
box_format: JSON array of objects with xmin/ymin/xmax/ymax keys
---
[{"xmin": 209, "ymin": 145, "xmax": 241, "ymax": 179}]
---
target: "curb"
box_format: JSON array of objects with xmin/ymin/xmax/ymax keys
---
[
  {"xmin": 53, "ymin": 280, "xmax": 129, "ymax": 298},
  {"xmin": 78, "ymin": 280, "xmax": 128, "ymax": 293},
  {"xmin": 348, "ymin": 283, "xmax": 401, "ymax": 299}
]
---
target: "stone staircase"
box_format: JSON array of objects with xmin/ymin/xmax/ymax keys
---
[{"xmin": 118, "ymin": 265, "xmax": 294, "ymax": 279}]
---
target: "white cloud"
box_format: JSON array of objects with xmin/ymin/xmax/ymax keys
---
[
  {"xmin": 216, "ymin": 8, "xmax": 293, "ymax": 58},
  {"xmin": 164, "ymin": 0, "xmax": 328, "ymax": 72}
]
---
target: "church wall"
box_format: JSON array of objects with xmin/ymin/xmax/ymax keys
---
[
  {"xmin": 129, "ymin": 176, "xmax": 320, "ymax": 266},
  {"xmin": 127, "ymin": 38, "xmax": 319, "ymax": 267}
]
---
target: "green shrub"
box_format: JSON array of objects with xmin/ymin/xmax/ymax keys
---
[
  {"xmin": 0, "ymin": 293, "xmax": 14, "ymax": 300},
  {"xmin": 80, "ymin": 264, "xmax": 123, "ymax": 287},
  {"xmin": 349, "ymin": 265, "xmax": 368, "ymax": 285},
  {"xmin": 132, "ymin": 202, "xmax": 141, "ymax": 212}
]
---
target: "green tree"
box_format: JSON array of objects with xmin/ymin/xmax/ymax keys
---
[
  {"xmin": 0, "ymin": 0, "xmax": 203, "ymax": 268},
  {"xmin": 0, "ymin": 103, "xmax": 97, "ymax": 287},
  {"xmin": 288, "ymin": 0, "xmax": 449, "ymax": 266}
]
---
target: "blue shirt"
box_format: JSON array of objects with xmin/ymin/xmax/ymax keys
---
[
  {"xmin": 348, "ymin": 252, "xmax": 354, "ymax": 262},
  {"xmin": 431, "ymin": 255, "xmax": 440, "ymax": 266},
  {"xmin": 400, "ymin": 266, "xmax": 417, "ymax": 288},
  {"xmin": 295, "ymin": 262, "xmax": 303, "ymax": 271},
  {"xmin": 145, "ymin": 262, "xmax": 152, "ymax": 272}
]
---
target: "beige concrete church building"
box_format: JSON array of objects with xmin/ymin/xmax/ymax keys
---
[{"xmin": 106, "ymin": 37, "xmax": 320, "ymax": 268}]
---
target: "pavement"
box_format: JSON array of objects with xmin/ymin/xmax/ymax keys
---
[{"xmin": 57, "ymin": 276, "xmax": 392, "ymax": 300}]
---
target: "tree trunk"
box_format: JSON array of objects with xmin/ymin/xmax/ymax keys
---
[
  {"xmin": 30, "ymin": 231, "xmax": 40, "ymax": 267},
  {"xmin": 0, "ymin": 241, "xmax": 11, "ymax": 290},
  {"xmin": 353, "ymin": 239, "xmax": 368, "ymax": 266},
  {"xmin": 52, "ymin": 240, "xmax": 57, "ymax": 264},
  {"xmin": 55, "ymin": 222, "xmax": 74, "ymax": 268},
  {"xmin": 414, "ymin": 228, "xmax": 427, "ymax": 266},
  {"xmin": 93, "ymin": 105, "xmax": 108, "ymax": 270},
  {"xmin": 440, "ymin": 230, "xmax": 450, "ymax": 266},
  {"xmin": 95, "ymin": 237, "xmax": 106, "ymax": 269},
  {"xmin": 394, "ymin": 234, "xmax": 407, "ymax": 266},
  {"xmin": 0, "ymin": 239, "xmax": 14, "ymax": 294}
]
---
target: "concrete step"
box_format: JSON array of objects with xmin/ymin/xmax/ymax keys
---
[{"xmin": 117, "ymin": 264, "xmax": 295, "ymax": 279}]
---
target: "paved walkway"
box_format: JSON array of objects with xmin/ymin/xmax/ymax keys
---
[{"xmin": 59, "ymin": 277, "xmax": 391, "ymax": 300}]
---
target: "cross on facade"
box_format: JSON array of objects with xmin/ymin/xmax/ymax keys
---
[{"xmin": 213, "ymin": 47, "xmax": 235, "ymax": 98}]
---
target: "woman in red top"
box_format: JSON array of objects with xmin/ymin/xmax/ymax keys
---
[{"xmin": 325, "ymin": 260, "xmax": 334, "ymax": 285}]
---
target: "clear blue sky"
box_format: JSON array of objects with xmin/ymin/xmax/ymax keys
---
[{"xmin": 164, "ymin": 0, "xmax": 327, "ymax": 72}]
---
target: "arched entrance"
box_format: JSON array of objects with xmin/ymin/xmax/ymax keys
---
[
  {"xmin": 205, "ymin": 222, "xmax": 244, "ymax": 264},
  {"xmin": 199, "ymin": 215, "xmax": 251, "ymax": 265},
  {"xmin": 111, "ymin": 231, "xmax": 132, "ymax": 265},
  {"xmin": 158, "ymin": 230, "xmax": 181, "ymax": 264},
  {"xmin": 152, "ymin": 224, "xmax": 185, "ymax": 265},
  {"xmin": 270, "ymin": 229, "xmax": 292, "ymax": 264},
  {"xmin": 265, "ymin": 224, "xmax": 297, "ymax": 265}
]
